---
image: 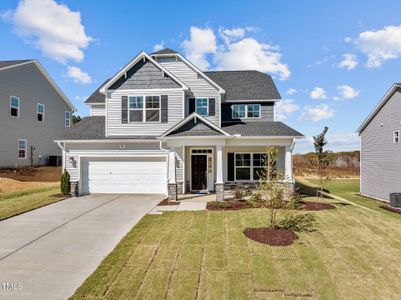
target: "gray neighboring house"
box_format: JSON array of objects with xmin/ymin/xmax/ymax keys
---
[
  {"xmin": 56, "ymin": 48, "xmax": 303, "ymax": 200},
  {"xmin": 0, "ymin": 60, "xmax": 76, "ymax": 168},
  {"xmin": 357, "ymin": 83, "xmax": 401, "ymax": 201}
]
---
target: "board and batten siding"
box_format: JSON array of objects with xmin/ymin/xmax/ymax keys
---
[
  {"xmin": 360, "ymin": 88, "xmax": 401, "ymax": 201},
  {"xmin": 106, "ymin": 89, "xmax": 183, "ymax": 136},
  {"xmin": 159, "ymin": 60, "xmax": 221, "ymax": 125},
  {"xmin": 90, "ymin": 105, "xmax": 105, "ymax": 116}
]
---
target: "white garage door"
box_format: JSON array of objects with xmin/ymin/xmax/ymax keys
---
[{"xmin": 82, "ymin": 157, "xmax": 167, "ymax": 194}]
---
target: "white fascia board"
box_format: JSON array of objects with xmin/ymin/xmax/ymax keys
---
[
  {"xmin": 0, "ymin": 60, "xmax": 34, "ymax": 71},
  {"xmin": 99, "ymin": 52, "xmax": 189, "ymax": 94},
  {"xmin": 224, "ymin": 99, "xmax": 281, "ymax": 103},
  {"xmin": 54, "ymin": 139, "xmax": 159, "ymax": 143},
  {"xmin": 87, "ymin": 103, "xmax": 105, "ymax": 106},
  {"xmin": 228, "ymin": 135, "xmax": 305, "ymax": 139}
]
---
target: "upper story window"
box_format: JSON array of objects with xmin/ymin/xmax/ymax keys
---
[
  {"xmin": 128, "ymin": 95, "xmax": 160, "ymax": 122},
  {"xmin": 129, "ymin": 96, "xmax": 143, "ymax": 122},
  {"xmin": 10, "ymin": 96, "xmax": 20, "ymax": 117},
  {"xmin": 18, "ymin": 139, "xmax": 27, "ymax": 159},
  {"xmin": 196, "ymin": 98, "xmax": 208, "ymax": 116},
  {"xmin": 394, "ymin": 130, "xmax": 400, "ymax": 143},
  {"xmin": 65, "ymin": 111, "xmax": 71, "ymax": 127},
  {"xmin": 37, "ymin": 103, "xmax": 45, "ymax": 122},
  {"xmin": 232, "ymin": 104, "xmax": 261, "ymax": 119},
  {"xmin": 145, "ymin": 96, "xmax": 160, "ymax": 122}
]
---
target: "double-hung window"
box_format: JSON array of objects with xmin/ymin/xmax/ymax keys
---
[
  {"xmin": 394, "ymin": 130, "xmax": 400, "ymax": 143},
  {"xmin": 232, "ymin": 104, "xmax": 261, "ymax": 119},
  {"xmin": 10, "ymin": 96, "xmax": 20, "ymax": 117},
  {"xmin": 145, "ymin": 96, "xmax": 160, "ymax": 122},
  {"xmin": 253, "ymin": 153, "xmax": 267, "ymax": 180},
  {"xmin": 18, "ymin": 139, "xmax": 27, "ymax": 159},
  {"xmin": 196, "ymin": 98, "xmax": 208, "ymax": 116},
  {"xmin": 129, "ymin": 96, "xmax": 143, "ymax": 122},
  {"xmin": 65, "ymin": 111, "xmax": 71, "ymax": 127},
  {"xmin": 235, "ymin": 153, "xmax": 268, "ymax": 181},
  {"xmin": 37, "ymin": 103, "xmax": 45, "ymax": 122}
]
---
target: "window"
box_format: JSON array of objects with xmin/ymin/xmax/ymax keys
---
[
  {"xmin": 196, "ymin": 98, "xmax": 208, "ymax": 116},
  {"xmin": 232, "ymin": 104, "xmax": 261, "ymax": 119},
  {"xmin": 18, "ymin": 139, "xmax": 27, "ymax": 159},
  {"xmin": 145, "ymin": 96, "xmax": 160, "ymax": 122},
  {"xmin": 129, "ymin": 96, "xmax": 143, "ymax": 122},
  {"xmin": 10, "ymin": 96, "xmax": 20, "ymax": 117},
  {"xmin": 37, "ymin": 103, "xmax": 45, "ymax": 122},
  {"xmin": 394, "ymin": 130, "xmax": 400, "ymax": 143},
  {"xmin": 65, "ymin": 111, "xmax": 71, "ymax": 127},
  {"xmin": 235, "ymin": 153, "xmax": 268, "ymax": 181}
]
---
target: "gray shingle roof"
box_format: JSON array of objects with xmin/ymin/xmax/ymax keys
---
[
  {"xmin": 0, "ymin": 60, "xmax": 34, "ymax": 69},
  {"xmin": 85, "ymin": 79, "xmax": 110, "ymax": 104},
  {"xmin": 166, "ymin": 118, "xmax": 224, "ymax": 137},
  {"xmin": 151, "ymin": 48, "xmax": 178, "ymax": 55},
  {"xmin": 204, "ymin": 70, "xmax": 281, "ymax": 101},
  {"xmin": 221, "ymin": 122, "xmax": 303, "ymax": 137},
  {"xmin": 58, "ymin": 116, "xmax": 157, "ymax": 140}
]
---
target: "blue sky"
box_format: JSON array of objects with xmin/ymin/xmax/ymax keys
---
[{"xmin": 1, "ymin": 0, "xmax": 401, "ymax": 153}]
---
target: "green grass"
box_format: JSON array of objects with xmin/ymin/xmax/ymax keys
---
[
  {"xmin": 71, "ymin": 194, "xmax": 401, "ymax": 299},
  {"xmin": 0, "ymin": 185, "xmax": 66, "ymax": 220}
]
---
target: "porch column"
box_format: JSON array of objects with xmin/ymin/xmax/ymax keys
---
[
  {"xmin": 168, "ymin": 151, "xmax": 177, "ymax": 200},
  {"xmin": 215, "ymin": 145, "xmax": 224, "ymax": 201},
  {"xmin": 285, "ymin": 145, "xmax": 293, "ymax": 182}
]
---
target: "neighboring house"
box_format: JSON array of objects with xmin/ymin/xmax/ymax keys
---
[
  {"xmin": 56, "ymin": 48, "xmax": 303, "ymax": 200},
  {"xmin": 357, "ymin": 83, "xmax": 401, "ymax": 202},
  {"xmin": 0, "ymin": 60, "xmax": 76, "ymax": 168}
]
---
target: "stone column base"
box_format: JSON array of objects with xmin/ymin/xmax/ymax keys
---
[
  {"xmin": 168, "ymin": 183, "xmax": 178, "ymax": 201},
  {"xmin": 215, "ymin": 183, "xmax": 224, "ymax": 202},
  {"xmin": 70, "ymin": 181, "xmax": 79, "ymax": 197}
]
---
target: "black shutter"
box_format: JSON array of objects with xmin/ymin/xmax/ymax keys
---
[
  {"xmin": 161, "ymin": 95, "xmax": 168, "ymax": 123},
  {"xmin": 209, "ymin": 98, "xmax": 215, "ymax": 116},
  {"xmin": 121, "ymin": 96, "xmax": 128, "ymax": 124},
  {"xmin": 189, "ymin": 98, "xmax": 196, "ymax": 114},
  {"xmin": 228, "ymin": 153, "xmax": 234, "ymax": 181}
]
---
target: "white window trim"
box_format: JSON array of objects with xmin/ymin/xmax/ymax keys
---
[
  {"xmin": 10, "ymin": 96, "xmax": 20, "ymax": 118},
  {"xmin": 37, "ymin": 103, "xmax": 45, "ymax": 122},
  {"xmin": 128, "ymin": 95, "xmax": 161, "ymax": 123},
  {"xmin": 65, "ymin": 111, "xmax": 71, "ymax": 127},
  {"xmin": 195, "ymin": 98, "xmax": 209, "ymax": 116},
  {"xmin": 393, "ymin": 130, "xmax": 400, "ymax": 143},
  {"xmin": 18, "ymin": 139, "xmax": 27, "ymax": 160},
  {"xmin": 232, "ymin": 104, "xmax": 261, "ymax": 119},
  {"xmin": 234, "ymin": 152, "xmax": 267, "ymax": 181}
]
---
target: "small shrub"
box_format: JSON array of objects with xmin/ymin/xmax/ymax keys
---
[
  {"xmin": 234, "ymin": 188, "xmax": 244, "ymax": 201},
  {"xmin": 278, "ymin": 213, "xmax": 316, "ymax": 232},
  {"xmin": 210, "ymin": 201, "xmax": 230, "ymax": 209},
  {"xmin": 60, "ymin": 169, "xmax": 70, "ymax": 195},
  {"xmin": 247, "ymin": 190, "xmax": 263, "ymax": 207}
]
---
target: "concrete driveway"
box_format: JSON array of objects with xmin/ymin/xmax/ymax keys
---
[{"xmin": 0, "ymin": 194, "xmax": 161, "ymax": 299}]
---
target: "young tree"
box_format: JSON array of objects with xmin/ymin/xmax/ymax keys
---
[
  {"xmin": 73, "ymin": 115, "xmax": 82, "ymax": 125},
  {"xmin": 60, "ymin": 170, "xmax": 71, "ymax": 195},
  {"xmin": 313, "ymin": 127, "xmax": 331, "ymax": 197}
]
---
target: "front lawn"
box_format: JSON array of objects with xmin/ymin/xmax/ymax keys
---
[
  {"xmin": 0, "ymin": 185, "xmax": 66, "ymax": 220},
  {"xmin": 72, "ymin": 195, "xmax": 401, "ymax": 299}
]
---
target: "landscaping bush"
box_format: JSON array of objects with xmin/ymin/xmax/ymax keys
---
[
  {"xmin": 209, "ymin": 201, "xmax": 231, "ymax": 209},
  {"xmin": 278, "ymin": 213, "xmax": 316, "ymax": 232},
  {"xmin": 234, "ymin": 188, "xmax": 244, "ymax": 201},
  {"xmin": 60, "ymin": 170, "xmax": 70, "ymax": 195}
]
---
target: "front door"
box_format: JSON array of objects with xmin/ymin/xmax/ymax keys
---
[{"xmin": 191, "ymin": 155, "xmax": 207, "ymax": 191}]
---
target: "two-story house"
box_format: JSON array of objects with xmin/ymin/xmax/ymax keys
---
[
  {"xmin": 0, "ymin": 60, "xmax": 76, "ymax": 168},
  {"xmin": 57, "ymin": 48, "xmax": 303, "ymax": 200}
]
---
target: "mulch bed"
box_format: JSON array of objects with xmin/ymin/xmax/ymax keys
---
[
  {"xmin": 244, "ymin": 227, "xmax": 299, "ymax": 246},
  {"xmin": 158, "ymin": 199, "xmax": 180, "ymax": 206},
  {"xmin": 207, "ymin": 200, "xmax": 251, "ymax": 210},
  {"xmin": 380, "ymin": 205, "xmax": 401, "ymax": 215},
  {"xmin": 301, "ymin": 201, "xmax": 336, "ymax": 211}
]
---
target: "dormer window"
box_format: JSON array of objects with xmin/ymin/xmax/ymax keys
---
[{"xmin": 232, "ymin": 104, "xmax": 261, "ymax": 119}]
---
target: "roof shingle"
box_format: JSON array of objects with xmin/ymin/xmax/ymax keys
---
[
  {"xmin": 221, "ymin": 121, "xmax": 303, "ymax": 137},
  {"xmin": 0, "ymin": 60, "xmax": 34, "ymax": 69}
]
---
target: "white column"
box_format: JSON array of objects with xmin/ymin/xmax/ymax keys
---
[
  {"xmin": 285, "ymin": 145, "xmax": 293, "ymax": 182},
  {"xmin": 168, "ymin": 151, "xmax": 176, "ymax": 184},
  {"xmin": 216, "ymin": 145, "xmax": 223, "ymax": 184}
]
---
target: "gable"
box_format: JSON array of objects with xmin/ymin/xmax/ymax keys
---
[
  {"xmin": 166, "ymin": 118, "xmax": 224, "ymax": 137},
  {"xmin": 109, "ymin": 58, "xmax": 181, "ymax": 90}
]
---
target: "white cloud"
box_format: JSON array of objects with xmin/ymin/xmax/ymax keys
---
[
  {"xmin": 337, "ymin": 85, "xmax": 360, "ymax": 99},
  {"xmin": 74, "ymin": 95, "xmax": 88, "ymax": 101},
  {"xmin": 310, "ymin": 87, "xmax": 328, "ymax": 100},
  {"xmin": 219, "ymin": 27, "xmax": 246, "ymax": 44},
  {"xmin": 286, "ymin": 88, "xmax": 297, "ymax": 96},
  {"xmin": 275, "ymin": 99, "xmax": 299, "ymax": 121},
  {"xmin": 182, "ymin": 27, "xmax": 216, "ymax": 70},
  {"xmin": 66, "ymin": 66, "xmax": 92, "ymax": 84},
  {"xmin": 3, "ymin": 0, "xmax": 92, "ymax": 64},
  {"xmin": 300, "ymin": 104, "xmax": 334, "ymax": 122},
  {"xmin": 356, "ymin": 25, "xmax": 401, "ymax": 68},
  {"xmin": 338, "ymin": 53, "xmax": 358, "ymax": 70},
  {"xmin": 344, "ymin": 37, "xmax": 352, "ymax": 43},
  {"xmin": 153, "ymin": 40, "xmax": 164, "ymax": 52}
]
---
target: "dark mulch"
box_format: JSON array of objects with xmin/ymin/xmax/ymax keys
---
[
  {"xmin": 50, "ymin": 193, "xmax": 69, "ymax": 198},
  {"xmin": 301, "ymin": 201, "xmax": 336, "ymax": 211},
  {"xmin": 243, "ymin": 227, "xmax": 299, "ymax": 246},
  {"xmin": 158, "ymin": 199, "xmax": 180, "ymax": 206},
  {"xmin": 380, "ymin": 205, "xmax": 401, "ymax": 215},
  {"xmin": 207, "ymin": 200, "xmax": 252, "ymax": 210}
]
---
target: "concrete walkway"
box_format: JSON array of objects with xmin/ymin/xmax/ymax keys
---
[{"xmin": 0, "ymin": 194, "xmax": 161, "ymax": 299}]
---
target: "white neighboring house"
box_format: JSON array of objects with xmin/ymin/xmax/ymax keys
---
[
  {"xmin": 357, "ymin": 83, "xmax": 401, "ymax": 202},
  {"xmin": 56, "ymin": 48, "xmax": 304, "ymax": 200}
]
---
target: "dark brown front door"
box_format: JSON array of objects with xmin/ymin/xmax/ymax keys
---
[{"xmin": 191, "ymin": 155, "xmax": 207, "ymax": 190}]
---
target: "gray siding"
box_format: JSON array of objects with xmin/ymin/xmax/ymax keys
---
[
  {"xmin": 221, "ymin": 102, "xmax": 274, "ymax": 123},
  {"xmin": 159, "ymin": 60, "xmax": 221, "ymax": 125},
  {"xmin": 90, "ymin": 105, "xmax": 105, "ymax": 116},
  {"xmin": 0, "ymin": 63, "xmax": 72, "ymax": 168},
  {"xmin": 360, "ymin": 89, "xmax": 401, "ymax": 201}
]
